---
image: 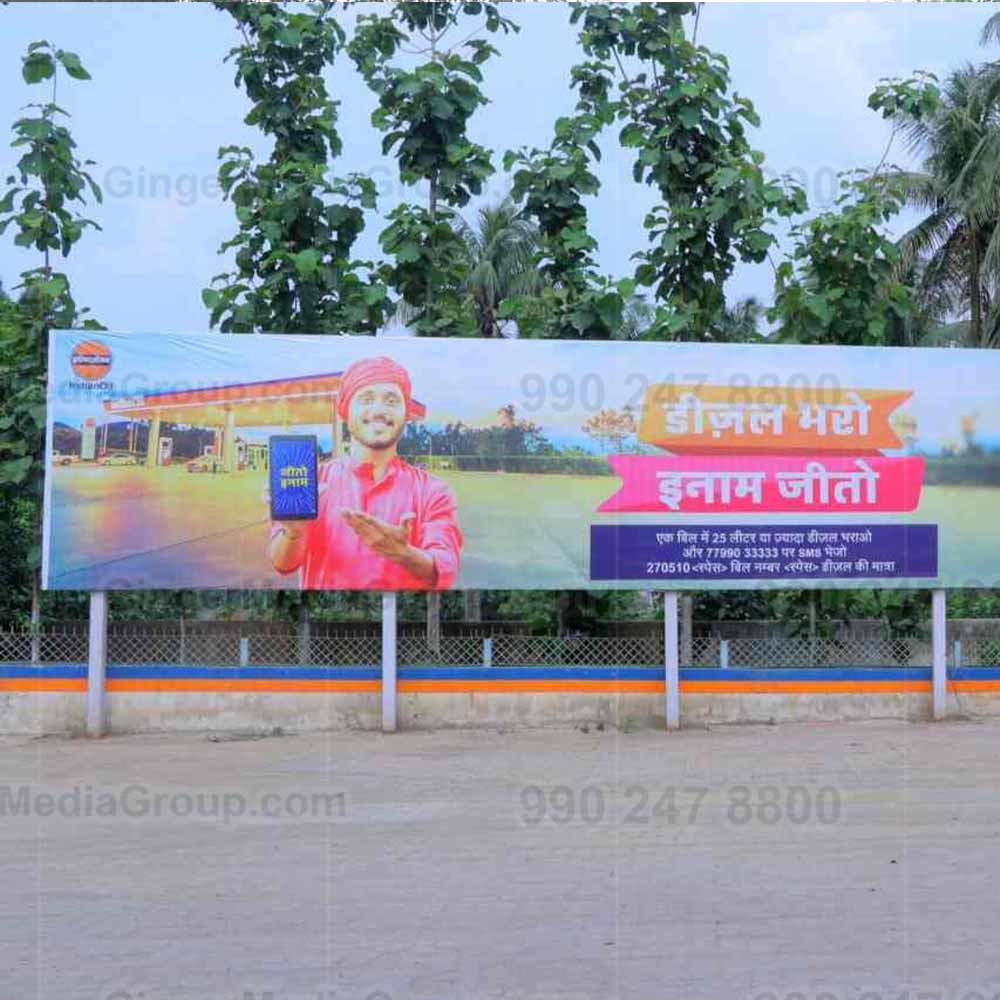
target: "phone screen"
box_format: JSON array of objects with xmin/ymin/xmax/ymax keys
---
[{"xmin": 268, "ymin": 435, "xmax": 319, "ymax": 521}]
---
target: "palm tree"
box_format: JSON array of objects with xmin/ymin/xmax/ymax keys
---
[
  {"xmin": 456, "ymin": 198, "xmax": 544, "ymax": 337},
  {"xmin": 884, "ymin": 64, "xmax": 1000, "ymax": 346},
  {"xmin": 983, "ymin": 12, "xmax": 1000, "ymax": 47},
  {"xmin": 718, "ymin": 295, "xmax": 765, "ymax": 342}
]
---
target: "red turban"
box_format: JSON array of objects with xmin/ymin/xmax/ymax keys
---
[{"xmin": 337, "ymin": 356, "xmax": 418, "ymax": 421}]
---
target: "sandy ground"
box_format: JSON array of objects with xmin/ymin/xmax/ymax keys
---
[{"xmin": 3, "ymin": 720, "xmax": 1000, "ymax": 1000}]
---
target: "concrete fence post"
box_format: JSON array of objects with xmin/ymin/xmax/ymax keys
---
[
  {"xmin": 87, "ymin": 591, "xmax": 108, "ymax": 738},
  {"xmin": 953, "ymin": 640, "xmax": 962, "ymax": 671},
  {"xmin": 239, "ymin": 637, "xmax": 250, "ymax": 668},
  {"xmin": 719, "ymin": 639, "xmax": 730, "ymax": 670},
  {"xmin": 664, "ymin": 592, "xmax": 680, "ymax": 731},
  {"xmin": 482, "ymin": 637, "xmax": 493, "ymax": 667},
  {"xmin": 382, "ymin": 592, "xmax": 398, "ymax": 733},
  {"xmin": 932, "ymin": 589, "xmax": 947, "ymax": 721}
]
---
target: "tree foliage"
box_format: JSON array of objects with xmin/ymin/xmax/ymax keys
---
[
  {"xmin": 204, "ymin": 1, "xmax": 388, "ymax": 334},
  {"xmin": 770, "ymin": 173, "xmax": 915, "ymax": 346},
  {"xmin": 347, "ymin": 2, "xmax": 518, "ymax": 336},
  {"xmin": 573, "ymin": 3, "xmax": 805, "ymax": 339},
  {"xmin": 0, "ymin": 41, "xmax": 102, "ymax": 502},
  {"xmin": 882, "ymin": 64, "xmax": 1000, "ymax": 346}
]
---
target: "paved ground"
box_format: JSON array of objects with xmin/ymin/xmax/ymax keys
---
[{"xmin": 3, "ymin": 719, "xmax": 1000, "ymax": 1000}]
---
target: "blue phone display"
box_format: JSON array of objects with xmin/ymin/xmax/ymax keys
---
[{"xmin": 269, "ymin": 436, "xmax": 319, "ymax": 520}]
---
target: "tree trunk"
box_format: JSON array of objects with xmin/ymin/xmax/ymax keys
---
[
  {"xmin": 680, "ymin": 595, "xmax": 693, "ymax": 667},
  {"xmin": 426, "ymin": 591, "xmax": 441, "ymax": 654},
  {"xmin": 297, "ymin": 595, "xmax": 311, "ymax": 666},
  {"xmin": 809, "ymin": 592, "xmax": 817, "ymax": 667},
  {"xmin": 30, "ymin": 570, "xmax": 41, "ymax": 666},
  {"xmin": 464, "ymin": 590, "xmax": 482, "ymax": 622},
  {"xmin": 970, "ymin": 226, "xmax": 983, "ymax": 345}
]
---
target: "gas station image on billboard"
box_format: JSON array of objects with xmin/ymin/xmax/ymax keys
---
[{"xmin": 47, "ymin": 365, "xmax": 424, "ymax": 589}]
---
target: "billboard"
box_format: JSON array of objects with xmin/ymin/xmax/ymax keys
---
[{"xmin": 41, "ymin": 330, "xmax": 994, "ymax": 592}]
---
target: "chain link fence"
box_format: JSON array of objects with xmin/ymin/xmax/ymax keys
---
[
  {"xmin": 721, "ymin": 637, "xmax": 931, "ymax": 669},
  {"xmin": 957, "ymin": 637, "xmax": 1000, "ymax": 667},
  {"xmin": 0, "ymin": 628, "xmax": 988, "ymax": 670}
]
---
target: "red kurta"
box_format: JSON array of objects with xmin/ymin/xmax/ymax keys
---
[{"xmin": 272, "ymin": 456, "xmax": 463, "ymax": 591}]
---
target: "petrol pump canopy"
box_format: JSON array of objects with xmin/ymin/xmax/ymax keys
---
[{"xmin": 102, "ymin": 372, "xmax": 426, "ymax": 428}]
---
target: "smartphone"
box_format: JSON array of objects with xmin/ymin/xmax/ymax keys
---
[{"xmin": 268, "ymin": 435, "xmax": 319, "ymax": 521}]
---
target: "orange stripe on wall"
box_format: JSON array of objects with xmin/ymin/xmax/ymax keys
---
[
  {"xmin": 0, "ymin": 679, "xmax": 85, "ymax": 692},
  {"xmin": 106, "ymin": 679, "xmax": 380, "ymax": 693},
  {"xmin": 0, "ymin": 679, "xmax": 953, "ymax": 695},
  {"xmin": 682, "ymin": 680, "xmax": 931, "ymax": 694},
  {"xmin": 951, "ymin": 680, "xmax": 1000, "ymax": 692},
  {"xmin": 398, "ymin": 680, "xmax": 666, "ymax": 693}
]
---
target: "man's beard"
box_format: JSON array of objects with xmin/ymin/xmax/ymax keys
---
[{"xmin": 353, "ymin": 419, "xmax": 405, "ymax": 450}]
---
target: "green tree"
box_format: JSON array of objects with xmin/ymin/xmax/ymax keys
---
[
  {"xmin": 883, "ymin": 65, "xmax": 1000, "ymax": 346},
  {"xmin": 457, "ymin": 198, "xmax": 543, "ymax": 337},
  {"xmin": 501, "ymin": 25, "xmax": 630, "ymax": 340},
  {"xmin": 717, "ymin": 295, "xmax": 765, "ymax": 342},
  {"xmin": 769, "ymin": 74, "xmax": 941, "ymax": 347},
  {"xmin": 348, "ymin": 1, "xmax": 518, "ymax": 337},
  {"xmin": 0, "ymin": 41, "xmax": 103, "ymax": 630},
  {"xmin": 572, "ymin": 3, "xmax": 804, "ymax": 339},
  {"xmin": 203, "ymin": 1, "xmax": 388, "ymax": 334},
  {"xmin": 770, "ymin": 172, "xmax": 916, "ymax": 346}
]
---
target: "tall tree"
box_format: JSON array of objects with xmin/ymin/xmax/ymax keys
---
[
  {"xmin": 770, "ymin": 172, "xmax": 917, "ymax": 346},
  {"xmin": 502, "ymin": 24, "xmax": 629, "ymax": 340},
  {"xmin": 348, "ymin": 1, "xmax": 518, "ymax": 337},
  {"xmin": 0, "ymin": 40, "xmax": 103, "ymax": 630},
  {"xmin": 572, "ymin": 3, "xmax": 805, "ymax": 340},
  {"xmin": 204, "ymin": 1, "xmax": 388, "ymax": 334},
  {"xmin": 884, "ymin": 65, "xmax": 1000, "ymax": 346},
  {"xmin": 456, "ymin": 198, "xmax": 543, "ymax": 337}
]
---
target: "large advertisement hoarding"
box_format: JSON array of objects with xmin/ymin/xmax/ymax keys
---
[{"xmin": 42, "ymin": 330, "xmax": 989, "ymax": 592}]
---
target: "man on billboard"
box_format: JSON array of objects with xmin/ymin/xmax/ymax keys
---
[{"xmin": 267, "ymin": 357, "xmax": 463, "ymax": 590}]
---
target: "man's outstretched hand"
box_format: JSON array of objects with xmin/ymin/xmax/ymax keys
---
[{"xmin": 342, "ymin": 509, "xmax": 416, "ymax": 561}]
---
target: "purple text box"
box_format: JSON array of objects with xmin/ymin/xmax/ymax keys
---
[{"xmin": 590, "ymin": 524, "xmax": 938, "ymax": 582}]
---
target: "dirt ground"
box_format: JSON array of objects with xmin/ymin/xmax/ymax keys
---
[{"xmin": 3, "ymin": 719, "xmax": 1000, "ymax": 1000}]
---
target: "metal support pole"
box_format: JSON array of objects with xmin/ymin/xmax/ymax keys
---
[
  {"xmin": 932, "ymin": 589, "xmax": 947, "ymax": 721},
  {"xmin": 664, "ymin": 592, "xmax": 680, "ymax": 731},
  {"xmin": 87, "ymin": 591, "xmax": 108, "ymax": 738},
  {"xmin": 382, "ymin": 592, "xmax": 398, "ymax": 733}
]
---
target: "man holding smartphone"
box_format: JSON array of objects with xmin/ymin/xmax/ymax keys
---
[{"xmin": 268, "ymin": 356, "xmax": 463, "ymax": 591}]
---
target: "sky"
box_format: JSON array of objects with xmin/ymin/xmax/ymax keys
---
[{"xmin": 0, "ymin": 1, "xmax": 995, "ymax": 334}]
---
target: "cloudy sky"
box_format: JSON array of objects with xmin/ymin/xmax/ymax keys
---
[{"xmin": 0, "ymin": 1, "xmax": 994, "ymax": 333}]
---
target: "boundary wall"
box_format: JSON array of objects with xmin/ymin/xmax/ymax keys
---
[{"xmin": 4, "ymin": 663, "xmax": 1000, "ymax": 734}]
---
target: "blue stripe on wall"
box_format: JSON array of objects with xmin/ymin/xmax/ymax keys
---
[{"xmin": 4, "ymin": 663, "xmax": 1000, "ymax": 682}]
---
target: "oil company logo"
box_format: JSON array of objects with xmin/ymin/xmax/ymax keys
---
[
  {"xmin": 67, "ymin": 339, "xmax": 114, "ymax": 393},
  {"xmin": 71, "ymin": 340, "xmax": 113, "ymax": 381}
]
